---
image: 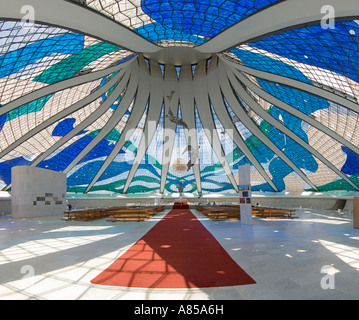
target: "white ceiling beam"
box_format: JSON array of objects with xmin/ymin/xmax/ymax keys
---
[
  {"xmin": 0, "ymin": 0, "xmax": 159, "ymax": 53},
  {"xmin": 196, "ymin": 0, "xmax": 359, "ymax": 53},
  {"xmin": 209, "ymin": 58, "xmax": 279, "ymax": 191},
  {"xmin": 232, "ymin": 63, "xmax": 359, "ymax": 114},
  {"xmin": 179, "ymin": 65, "xmax": 203, "ymax": 194},
  {"xmin": 122, "ymin": 62, "xmax": 164, "ymax": 194},
  {"xmin": 2, "ymin": 67, "xmax": 129, "ymax": 192},
  {"xmin": 0, "ymin": 66, "xmax": 126, "ymax": 161},
  {"xmin": 231, "ymin": 65, "xmax": 359, "ymax": 157},
  {"xmin": 218, "ymin": 61, "xmax": 319, "ymax": 191},
  {"xmin": 224, "ymin": 63, "xmax": 359, "ymax": 191},
  {"xmin": 30, "ymin": 68, "xmax": 129, "ymax": 167},
  {"xmin": 194, "ymin": 60, "xmax": 239, "ymax": 192},
  {"xmin": 0, "ymin": 62, "xmax": 129, "ymax": 118},
  {"xmin": 160, "ymin": 66, "xmax": 179, "ymax": 194},
  {"xmin": 62, "ymin": 71, "xmax": 132, "ymax": 174},
  {"xmin": 85, "ymin": 56, "xmax": 150, "ymax": 193}
]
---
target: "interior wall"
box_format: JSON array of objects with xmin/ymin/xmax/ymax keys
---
[
  {"xmin": 11, "ymin": 166, "xmax": 67, "ymax": 219},
  {"xmin": 66, "ymin": 195, "xmax": 354, "ymax": 212},
  {"xmin": 0, "ymin": 199, "xmax": 11, "ymax": 215}
]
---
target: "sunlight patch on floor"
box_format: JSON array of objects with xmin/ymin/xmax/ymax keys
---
[
  {"xmin": 0, "ymin": 233, "xmax": 120, "ymax": 265},
  {"xmin": 317, "ymin": 239, "xmax": 359, "ymax": 270}
]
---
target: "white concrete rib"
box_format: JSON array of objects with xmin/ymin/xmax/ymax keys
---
[
  {"xmin": 196, "ymin": 0, "xmax": 359, "ymax": 53},
  {"xmin": 0, "ymin": 0, "xmax": 159, "ymax": 53},
  {"xmin": 122, "ymin": 61, "xmax": 164, "ymax": 193},
  {"xmin": 222, "ymin": 62, "xmax": 359, "ymax": 191},
  {"xmin": 193, "ymin": 60, "xmax": 239, "ymax": 192},
  {"xmin": 85, "ymin": 56, "xmax": 150, "ymax": 193}
]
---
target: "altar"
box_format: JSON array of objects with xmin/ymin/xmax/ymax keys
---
[{"xmin": 176, "ymin": 184, "xmax": 186, "ymax": 203}]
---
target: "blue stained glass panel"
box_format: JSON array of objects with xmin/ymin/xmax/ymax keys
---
[
  {"xmin": 341, "ymin": 146, "xmax": 359, "ymax": 176},
  {"xmin": 52, "ymin": 118, "xmax": 87, "ymax": 137},
  {"xmin": 249, "ymin": 21, "xmax": 359, "ymax": 83},
  {"xmin": 228, "ymin": 49, "xmax": 331, "ymax": 116},
  {"xmin": 230, "ymin": 48, "xmax": 312, "ymax": 84},
  {"xmin": 0, "ymin": 157, "xmax": 31, "ymax": 185},
  {"xmin": 0, "ymin": 33, "xmax": 84, "ymax": 78},
  {"xmin": 134, "ymin": 23, "xmax": 206, "ymax": 45},
  {"xmin": 139, "ymin": 0, "xmax": 280, "ymax": 42}
]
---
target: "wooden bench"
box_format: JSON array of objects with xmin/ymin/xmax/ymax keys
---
[
  {"xmin": 107, "ymin": 205, "xmax": 165, "ymax": 222},
  {"xmin": 196, "ymin": 205, "xmax": 298, "ymax": 220},
  {"xmin": 64, "ymin": 205, "xmax": 165, "ymax": 222},
  {"xmin": 63, "ymin": 208, "xmax": 110, "ymax": 221},
  {"xmin": 196, "ymin": 205, "xmax": 241, "ymax": 221},
  {"xmin": 107, "ymin": 210, "xmax": 153, "ymax": 222},
  {"xmin": 252, "ymin": 207, "xmax": 298, "ymax": 219}
]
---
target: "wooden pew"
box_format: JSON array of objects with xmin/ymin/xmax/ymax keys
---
[
  {"xmin": 196, "ymin": 205, "xmax": 298, "ymax": 220},
  {"xmin": 63, "ymin": 208, "xmax": 110, "ymax": 221},
  {"xmin": 106, "ymin": 205, "xmax": 165, "ymax": 222},
  {"xmin": 64, "ymin": 205, "xmax": 165, "ymax": 222},
  {"xmin": 252, "ymin": 207, "xmax": 298, "ymax": 219},
  {"xmin": 107, "ymin": 210, "xmax": 152, "ymax": 222},
  {"xmin": 196, "ymin": 205, "xmax": 241, "ymax": 221}
]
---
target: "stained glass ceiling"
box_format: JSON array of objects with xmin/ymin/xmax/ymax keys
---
[
  {"xmin": 1, "ymin": 0, "xmax": 359, "ymax": 195},
  {"xmin": 86, "ymin": 0, "xmax": 280, "ymax": 46}
]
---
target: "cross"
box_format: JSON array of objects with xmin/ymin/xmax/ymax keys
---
[{"xmin": 177, "ymin": 184, "xmax": 184, "ymax": 197}]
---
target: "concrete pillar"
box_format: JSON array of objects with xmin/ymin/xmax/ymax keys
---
[{"xmin": 239, "ymin": 164, "xmax": 252, "ymax": 225}]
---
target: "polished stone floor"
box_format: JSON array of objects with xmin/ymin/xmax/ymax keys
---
[{"xmin": 0, "ymin": 207, "xmax": 359, "ymax": 300}]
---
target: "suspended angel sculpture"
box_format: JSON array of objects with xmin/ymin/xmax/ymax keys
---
[
  {"xmin": 166, "ymin": 108, "xmax": 189, "ymax": 129},
  {"xmin": 182, "ymin": 145, "xmax": 200, "ymax": 171}
]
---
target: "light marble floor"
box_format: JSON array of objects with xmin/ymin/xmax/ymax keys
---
[{"xmin": 0, "ymin": 207, "xmax": 359, "ymax": 300}]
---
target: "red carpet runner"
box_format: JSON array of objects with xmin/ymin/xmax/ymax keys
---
[{"xmin": 91, "ymin": 203, "xmax": 255, "ymax": 288}]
